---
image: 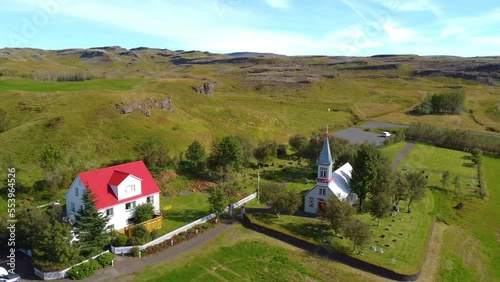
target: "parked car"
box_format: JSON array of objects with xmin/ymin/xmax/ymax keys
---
[
  {"xmin": 0, "ymin": 267, "xmax": 20, "ymax": 282},
  {"xmin": 382, "ymin": 131, "xmax": 391, "ymax": 138}
]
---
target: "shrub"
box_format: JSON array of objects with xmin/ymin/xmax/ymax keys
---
[
  {"xmin": 131, "ymin": 247, "xmax": 141, "ymax": 257},
  {"xmin": 88, "ymin": 259, "xmax": 102, "ymax": 270},
  {"xmin": 111, "ymin": 234, "xmax": 129, "ymax": 247},
  {"xmin": 67, "ymin": 260, "xmax": 99, "ymax": 280},
  {"xmin": 135, "ymin": 203, "xmax": 155, "ymax": 223},
  {"xmin": 96, "ymin": 252, "xmax": 114, "ymax": 267}
]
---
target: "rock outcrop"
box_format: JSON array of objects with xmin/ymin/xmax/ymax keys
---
[
  {"xmin": 192, "ymin": 82, "xmax": 216, "ymax": 97},
  {"xmin": 115, "ymin": 96, "xmax": 175, "ymax": 117}
]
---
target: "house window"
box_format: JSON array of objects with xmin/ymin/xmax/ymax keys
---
[
  {"xmin": 147, "ymin": 196, "xmax": 154, "ymax": 204},
  {"xmin": 106, "ymin": 208, "xmax": 114, "ymax": 217},
  {"xmin": 125, "ymin": 201, "xmax": 136, "ymax": 210},
  {"xmin": 106, "ymin": 224, "xmax": 114, "ymax": 232},
  {"xmin": 80, "ymin": 205, "xmax": 84, "ymax": 211},
  {"xmin": 126, "ymin": 218, "xmax": 135, "ymax": 225},
  {"xmin": 75, "ymin": 187, "xmax": 79, "ymax": 196},
  {"xmin": 71, "ymin": 202, "xmax": 75, "ymax": 212},
  {"xmin": 319, "ymin": 168, "xmax": 327, "ymax": 178},
  {"xmin": 319, "ymin": 187, "xmax": 326, "ymax": 195},
  {"xmin": 309, "ymin": 197, "xmax": 314, "ymax": 208}
]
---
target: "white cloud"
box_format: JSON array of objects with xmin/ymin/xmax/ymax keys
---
[{"xmin": 264, "ymin": 0, "xmax": 289, "ymax": 9}]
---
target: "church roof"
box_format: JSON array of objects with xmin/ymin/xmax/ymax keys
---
[{"xmin": 317, "ymin": 137, "xmax": 334, "ymax": 166}]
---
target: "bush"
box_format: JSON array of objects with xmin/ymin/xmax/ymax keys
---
[
  {"xmin": 96, "ymin": 253, "xmax": 114, "ymax": 267},
  {"xmin": 131, "ymin": 247, "xmax": 141, "ymax": 257},
  {"xmin": 135, "ymin": 203, "xmax": 155, "ymax": 223},
  {"xmin": 111, "ymin": 234, "xmax": 129, "ymax": 247},
  {"xmin": 67, "ymin": 260, "xmax": 99, "ymax": 280}
]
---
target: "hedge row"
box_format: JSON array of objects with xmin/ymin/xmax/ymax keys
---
[
  {"xmin": 67, "ymin": 252, "xmax": 115, "ymax": 280},
  {"xmin": 141, "ymin": 220, "xmax": 218, "ymax": 257}
]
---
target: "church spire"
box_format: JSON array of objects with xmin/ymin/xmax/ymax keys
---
[{"xmin": 317, "ymin": 127, "xmax": 334, "ymax": 166}]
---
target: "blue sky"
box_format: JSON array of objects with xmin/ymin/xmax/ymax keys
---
[{"xmin": 0, "ymin": 0, "xmax": 499, "ymax": 56}]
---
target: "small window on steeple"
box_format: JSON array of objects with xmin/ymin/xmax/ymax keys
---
[{"xmin": 319, "ymin": 168, "xmax": 327, "ymax": 178}]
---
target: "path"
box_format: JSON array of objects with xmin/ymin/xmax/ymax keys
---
[
  {"xmin": 391, "ymin": 142, "xmax": 415, "ymax": 171},
  {"xmin": 74, "ymin": 220, "xmax": 236, "ymax": 282}
]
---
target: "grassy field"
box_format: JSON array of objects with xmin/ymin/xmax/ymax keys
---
[
  {"xmin": 158, "ymin": 193, "xmax": 210, "ymax": 234},
  {"xmin": 129, "ymin": 224, "xmax": 390, "ymax": 282},
  {"xmin": 436, "ymin": 156, "xmax": 500, "ymax": 282}
]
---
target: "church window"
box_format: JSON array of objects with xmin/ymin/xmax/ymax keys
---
[
  {"xmin": 319, "ymin": 168, "xmax": 327, "ymax": 178},
  {"xmin": 309, "ymin": 197, "xmax": 314, "ymax": 208},
  {"xmin": 319, "ymin": 187, "xmax": 326, "ymax": 195}
]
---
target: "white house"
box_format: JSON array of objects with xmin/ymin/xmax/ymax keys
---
[
  {"xmin": 64, "ymin": 160, "xmax": 161, "ymax": 232},
  {"xmin": 304, "ymin": 135, "xmax": 357, "ymax": 214}
]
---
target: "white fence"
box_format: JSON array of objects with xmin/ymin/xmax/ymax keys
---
[
  {"xmin": 111, "ymin": 192, "xmax": 257, "ymax": 255},
  {"xmin": 33, "ymin": 250, "xmax": 109, "ymax": 281}
]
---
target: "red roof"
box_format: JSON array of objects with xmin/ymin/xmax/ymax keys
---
[{"xmin": 78, "ymin": 161, "xmax": 160, "ymax": 210}]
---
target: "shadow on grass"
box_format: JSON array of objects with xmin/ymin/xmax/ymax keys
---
[
  {"xmin": 252, "ymin": 212, "xmax": 279, "ymax": 225},
  {"xmin": 281, "ymin": 222, "xmax": 332, "ymax": 241},
  {"xmin": 462, "ymin": 162, "xmax": 475, "ymax": 168}
]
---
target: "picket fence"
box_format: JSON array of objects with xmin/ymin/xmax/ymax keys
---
[{"xmin": 111, "ymin": 192, "xmax": 257, "ymax": 255}]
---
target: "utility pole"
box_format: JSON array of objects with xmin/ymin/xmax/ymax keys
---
[{"xmin": 257, "ymin": 166, "xmax": 260, "ymax": 204}]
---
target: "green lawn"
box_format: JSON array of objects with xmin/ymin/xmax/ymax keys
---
[
  {"xmin": 158, "ymin": 193, "xmax": 210, "ymax": 234},
  {"xmin": 400, "ymin": 144, "xmax": 477, "ymax": 178},
  {"xmin": 129, "ymin": 224, "xmax": 389, "ymax": 282},
  {"xmin": 380, "ymin": 141, "xmax": 407, "ymax": 161}
]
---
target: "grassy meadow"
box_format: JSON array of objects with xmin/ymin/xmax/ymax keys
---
[{"xmin": 129, "ymin": 224, "xmax": 390, "ymax": 282}]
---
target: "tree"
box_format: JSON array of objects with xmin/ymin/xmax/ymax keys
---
[
  {"xmin": 17, "ymin": 208, "xmax": 51, "ymax": 250},
  {"xmin": 73, "ymin": 189, "xmax": 110, "ymax": 256},
  {"xmin": 135, "ymin": 203, "xmax": 155, "ymax": 223},
  {"xmin": 343, "ymin": 219, "xmax": 371, "ymax": 252},
  {"xmin": 471, "ymin": 148, "xmax": 483, "ymax": 165},
  {"xmin": 277, "ymin": 144, "xmax": 288, "ymax": 158},
  {"xmin": 370, "ymin": 193, "xmax": 392, "ymax": 226},
  {"xmin": 289, "ymin": 134, "xmax": 308, "ymax": 152},
  {"xmin": 441, "ymin": 170, "xmax": 450, "ymax": 189},
  {"xmin": 406, "ymin": 171, "xmax": 428, "ymax": 213},
  {"xmin": 260, "ymin": 183, "xmax": 301, "ymax": 218},
  {"xmin": 134, "ymin": 136, "xmax": 171, "ymax": 168},
  {"xmin": 186, "ymin": 140, "xmax": 205, "ymax": 167},
  {"xmin": 321, "ymin": 196, "xmax": 354, "ymax": 236},
  {"xmin": 208, "ymin": 186, "xmax": 229, "ymax": 220},
  {"xmin": 33, "ymin": 221, "xmax": 80, "ymax": 268},
  {"xmin": 210, "ymin": 136, "xmax": 244, "ymax": 182},
  {"xmin": 18, "ymin": 206, "xmax": 79, "ymax": 268},
  {"xmin": 393, "ymin": 172, "xmax": 408, "ymax": 205},
  {"xmin": 254, "ymin": 140, "xmax": 278, "ymax": 163},
  {"xmin": 452, "ymin": 175, "xmax": 461, "ymax": 193},
  {"xmin": 350, "ymin": 143, "xmax": 381, "ymax": 211}
]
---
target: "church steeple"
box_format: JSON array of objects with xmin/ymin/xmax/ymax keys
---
[{"xmin": 316, "ymin": 127, "xmax": 335, "ymax": 184}]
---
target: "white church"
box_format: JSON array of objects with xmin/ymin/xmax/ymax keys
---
[{"xmin": 303, "ymin": 135, "xmax": 357, "ymax": 214}]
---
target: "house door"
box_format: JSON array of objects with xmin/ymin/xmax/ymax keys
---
[{"xmin": 318, "ymin": 199, "xmax": 326, "ymax": 213}]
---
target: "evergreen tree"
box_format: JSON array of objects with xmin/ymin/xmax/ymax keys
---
[
  {"xmin": 441, "ymin": 170, "xmax": 450, "ymax": 189},
  {"xmin": 209, "ymin": 136, "xmax": 244, "ymax": 182},
  {"xmin": 34, "ymin": 221, "xmax": 80, "ymax": 267},
  {"xmin": 74, "ymin": 189, "xmax": 110, "ymax": 256},
  {"xmin": 186, "ymin": 140, "xmax": 205, "ymax": 167}
]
